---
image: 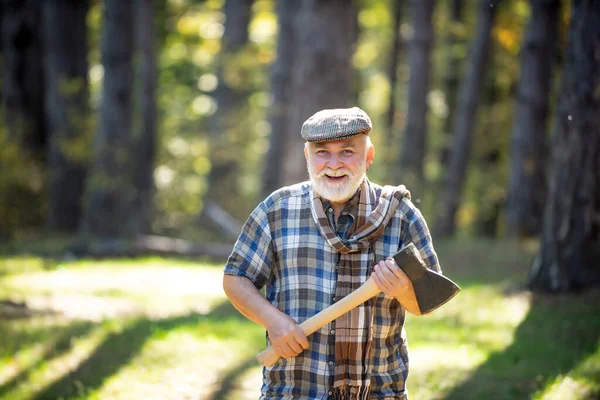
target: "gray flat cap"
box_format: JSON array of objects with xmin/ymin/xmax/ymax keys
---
[{"xmin": 301, "ymin": 107, "xmax": 372, "ymax": 142}]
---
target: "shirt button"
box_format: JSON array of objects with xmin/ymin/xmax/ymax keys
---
[
  {"xmin": 335, "ymin": 265, "xmax": 339, "ymax": 270},
  {"xmin": 329, "ymin": 361, "xmax": 334, "ymax": 367},
  {"xmin": 330, "ymin": 329, "xmax": 335, "ymax": 334},
  {"xmin": 328, "ymin": 208, "xmax": 333, "ymax": 213},
  {"xmin": 332, "ymin": 296, "xmax": 337, "ymax": 302},
  {"xmin": 328, "ymin": 390, "xmax": 333, "ymax": 395}
]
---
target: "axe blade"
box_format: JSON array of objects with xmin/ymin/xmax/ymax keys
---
[{"xmin": 392, "ymin": 243, "xmax": 460, "ymax": 314}]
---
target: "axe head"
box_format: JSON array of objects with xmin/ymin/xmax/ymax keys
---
[{"xmin": 392, "ymin": 243, "xmax": 460, "ymax": 314}]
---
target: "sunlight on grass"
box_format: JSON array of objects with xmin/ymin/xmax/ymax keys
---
[
  {"xmin": 533, "ymin": 345, "xmax": 600, "ymax": 400},
  {"xmin": 1, "ymin": 242, "xmax": 599, "ymax": 400},
  {"xmin": 406, "ymin": 282, "xmax": 532, "ymax": 399}
]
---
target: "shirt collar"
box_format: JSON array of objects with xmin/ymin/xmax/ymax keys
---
[{"xmin": 320, "ymin": 189, "xmax": 361, "ymax": 219}]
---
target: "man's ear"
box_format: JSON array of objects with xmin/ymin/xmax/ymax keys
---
[
  {"xmin": 366, "ymin": 141, "xmax": 375, "ymax": 166},
  {"xmin": 304, "ymin": 143, "xmax": 309, "ymax": 162}
]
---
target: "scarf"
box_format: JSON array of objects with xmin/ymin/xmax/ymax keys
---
[{"xmin": 310, "ymin": 178, "xmax": 410, "ymax": 399}]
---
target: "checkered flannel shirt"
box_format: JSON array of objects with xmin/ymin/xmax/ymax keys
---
[{"xmin": 224, "ymin": 181, "xmax": 441, "ymax": 400}]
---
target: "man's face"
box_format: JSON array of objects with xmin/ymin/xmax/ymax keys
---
[{"xmin": 305, "ymin": 135, "xmax": 374, "ymax": 204}]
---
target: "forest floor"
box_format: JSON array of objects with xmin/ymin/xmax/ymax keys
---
[{"xmin": 0, "ymin": 239, "xmax": 599, "ymax": 400}]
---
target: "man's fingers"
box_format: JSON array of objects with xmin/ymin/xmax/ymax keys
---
[
  {"xmin": 384, "ymin": 258, "xmax": 409, "ymax": 281},
  {"xmin": 296, "ymin": 331, "xmax": 310, "ymax": 350}
]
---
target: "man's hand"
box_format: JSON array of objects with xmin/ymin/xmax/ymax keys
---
[
  {"xmin": 266, "ymin": 313, "xmax": 310, "ymax": 358},
  {"xmin": 371, "ymin": 257, "xmax": 422, "ymax": 315}
]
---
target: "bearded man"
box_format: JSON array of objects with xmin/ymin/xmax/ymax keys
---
[{"xmin": 223, "ymin": 107, "xmax": 441, "ymax": 400}]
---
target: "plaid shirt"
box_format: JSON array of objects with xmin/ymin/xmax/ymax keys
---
[{"xmin": 224, "ymin": 181, "xmax": 440, "ymax": 400}]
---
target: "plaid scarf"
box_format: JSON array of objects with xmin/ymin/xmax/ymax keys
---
[{"xmin": 310, "ymin": 178, "xmax": 410, "ymax": 399}]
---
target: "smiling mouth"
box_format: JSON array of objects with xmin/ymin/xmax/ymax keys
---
[{"xmin": 325, "ymin": 174, "xmax": 347, "ymax": 183}]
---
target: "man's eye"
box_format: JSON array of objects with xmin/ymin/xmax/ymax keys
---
[
  {"xmin": 316, "ymin": 150, "xmax": 328, "ymax": 156},
  {"xmin": 342, "ymin": 150, "xmax": 354, "ymax": 156}
]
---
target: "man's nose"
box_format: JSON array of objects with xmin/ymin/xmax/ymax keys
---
[{"xmin": 327, "ymin": 154, "xmax": 343, "ymax": 169}]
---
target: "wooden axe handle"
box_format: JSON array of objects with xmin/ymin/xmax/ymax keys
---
[{"xmin": 256, "ymin": 276, "xmax": 381, "ymax": 367}]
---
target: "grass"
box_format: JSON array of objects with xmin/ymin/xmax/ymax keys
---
[{"xmin": 0, "ymin": 239, "xmax": 599, "ymax": 399}]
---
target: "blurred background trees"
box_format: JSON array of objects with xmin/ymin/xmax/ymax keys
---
[{"xmin": 0, "ymin": 0, "xmax": 598, "ymax": 291}]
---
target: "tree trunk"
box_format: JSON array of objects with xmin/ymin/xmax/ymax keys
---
[
  {"xmin": 383, "ymin": 0, "xmax": 403, "ymax": 179},
  {"xmin": 398, "ymin": 0, "xmax": 435, "ymax": 197},
  {"xmin": 434, "ymin": 0, "xmax": 499, "ymax": 237},
  {"xmin": 1, "ymin": 0, "xmax": 45, "ymax": 158},
  {"xmin": 506, "ymin": 0, "xmax": 560, "ymax": 238},
  {"xmin": 42, "ymin": 0, "xmax": 90, "ymax": 233},
  {"xmin": 80, "ymin": 0, "xmax": 135, "ymax": 238},
  {"xmin": 438, "ymin": 0, "xmax": 464, "ymax": 168},
  {"xmin": 131, "ymin": 0, "xmax": 158, "ymax": 235},
  {"xmin": 283, "ymin": 0, "xmax": 359, "ymax": 185},
  {"xmin": 529, "ymin": 0, "xmax": 600, "ymax": 292},
  {"xmin": 204, "ymin": 0, "xmax": 253, "ymax": 210},
  {"xmin": 261, "ymin": 0, "xmax": 301, "ymax": 198}
]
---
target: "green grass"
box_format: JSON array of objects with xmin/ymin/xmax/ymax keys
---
[{"xmin": 0, "ymin": 239, "xmax": 599, "ymax": 399}]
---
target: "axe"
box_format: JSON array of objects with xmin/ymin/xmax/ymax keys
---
[{"xmin": 256, "ymin": 243, "xmax": 460, "ymax": 367}]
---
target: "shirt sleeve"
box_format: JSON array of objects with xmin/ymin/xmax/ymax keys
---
[
  {"xmin": 223, "ymin": 201, "xmax": 274, "ymax": 290},
  {"xmin": 401, "ymin": 199, "xmax": 442, "ymax": 274}
]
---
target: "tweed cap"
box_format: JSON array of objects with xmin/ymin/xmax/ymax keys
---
[{"xmin": 301, "ymin": 107, "xmax": 372, "ymax": 142}]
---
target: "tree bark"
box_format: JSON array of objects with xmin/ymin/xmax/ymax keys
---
[
  {"xmin": 131, "ymin": 0, "xmax": 159, "ymax": 235},
  {"xmin": 383, "ymin": 0, "xmax": 403, "ymax": 178},
  {"xmin": 42, "ymin": 0, "xmax": 90, "ymax": 233},
  {"xmin": 529, "ymin": 0, "xmax": 600, "ymax": 292},
  {"xmin": 398, "ymin": 0, "xmax": 435, "ymax": 197},
  {"xmin": 282, "ymin": 0, "xmax": 359, "ymax": 185},
  {"xmin": 80, "ymin": 0, "xmax": 135, "ymax": 237},
  {"xmin": 1, "ymin": 0, "xmax": 45, "ymax": 158},
  {"xmin": 506, "ymin": 0, "xmax": 560, "ymax": 238},
  {"xmin": 439, "ymin": 0, "xmax": 464, "ymax": 168},
  {"xmin": 261, "ymin": 0, "xmax": 300, "ymax": 198},
  {"xmin": 434, "ymin": 0, "xmax": 500, "ymax": 237},
  {"xmin": 204, "ymin": 0, "xmax": 253, "ymax": 211}
]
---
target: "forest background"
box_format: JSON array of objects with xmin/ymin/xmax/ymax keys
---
[{"xmin": 0, "ymin": 0, "xmax": 599, "ymax": 399}]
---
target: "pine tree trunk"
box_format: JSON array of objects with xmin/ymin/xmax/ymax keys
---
[
  {"xmin": 434, "ymin": 0, "xmax": 499, "ymax": 237},
  {"xmin": 1, "ymin": 0, "xmax": 45, "ymax": 158},
  {"xmin": 529, "ymin": 0, "xmax": 600, "ymax": 292},
  {"xmin": 261, "ymin": 0, "xmax": 300, "ymax": 198},
  {"xmin": 131, "ymin": 0, "xmax": 158, "ymax": 234},
  {"xmin": 204, "ymin": 0, "xmax": 253, "ymax": 211},
  {"xmin": 282, "ymin": 0, "xmax": 359, "ymax": 185},
  {"xmin": 383, "ymin": 0, "xmax": 403, "ymax": 180},
  {"xmin": 43, "ymin": 0, "xmax": 90, "ymax": 233},
  {"xmin": 398, "ymin": 0, "xmax": 435, "ymax": 197},
  {"xmin": 506, "ymin": 0, "xmax": 560, "ymax": 238},
  {"xmin": 80, "ymin": 0, "xmax": 135, "ymax": 237},
  {"xmin": 439, "ymin": 0, "xmax": 464, "ymax": 168}
]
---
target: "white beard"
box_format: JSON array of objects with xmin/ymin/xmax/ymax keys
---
[{"xmin": 307, "ymin": 157, "xmax": 367, "ymax": 203}]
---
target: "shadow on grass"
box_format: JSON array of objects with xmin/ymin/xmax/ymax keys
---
[
  {"xmin": 0, "ymin": 322, "xmax": 95, "ymax": 398},
  {"xmin": 441, "ymin": 289, "xmax": 600, "ymax": 400},
  {"xmin": 31, "ymin": 300, "xmax": 252, "ymax": 400},
  {"xmin": 207, "ymin": 354, "xmax": 260, "ymax": 400}
]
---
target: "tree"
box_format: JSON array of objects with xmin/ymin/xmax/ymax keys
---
[
  {"xmin": 1, "ymin": 0, "xmax": 45, "ymax": 157},
  {"xmin": 434, "ymin": 0, "xmax": 500, "ymax": 237},
  {"xmin": 282, "ymin": 0, "xmax": 359, "ymax": 185},
  {"xmin": 204, "ymin": 0, "xmax": 254, "ymax": 212},
  {"xmin": 529, "ymin": 0, "xmax": 600, "ymax": 292},
  {"xmin": 42, "ymin": 0, "xmax": 90, "ymax": 233},
  {"xmin": 398, "ymin": 0, "xmax": 435, "ymax": 197},
  {"xmin": 130, "ymin": 0, "xmax": 159, "ymax": 235},
  {"xmin": 439, "ymin": 0, "xmax": 465, "ymax": 168},
  {"xmin": 506, "ymin": 0, "xmax": 560, "ymax": 238},
  {"xmin": 261, "ymin": 0, "xmax": 300, "ymax": 198},
  {"xmin": 383, "ymin": 0, "xmax": 403, "ymax": 178},
  {"xmin": 80, "ymin": 0, "xmax": 135, "ymax": 237}
]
